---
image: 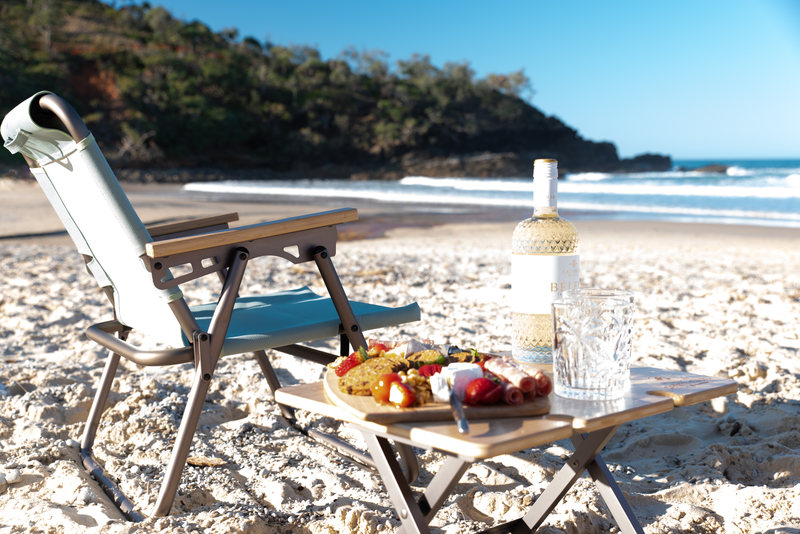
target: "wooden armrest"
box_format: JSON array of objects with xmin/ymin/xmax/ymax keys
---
[
  {"xmin": 145, "ymin": 208, "xmax": 358, "ymax": 258},
  {"xmin": 146, "ymin": 213, "xmax": 240, "ymax": 238}
]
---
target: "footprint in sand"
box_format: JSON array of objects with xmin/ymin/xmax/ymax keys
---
[{"xmin": 605, "ymin": 433, "xmax": 703, "ymax": 463}]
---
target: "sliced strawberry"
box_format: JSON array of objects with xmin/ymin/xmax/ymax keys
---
[
  {"xmin": 335, "ymin": 352, "xmax": 364, "ymax": 377},
  {"xmin": 418, "ymin": 364, "xmax": 443, "ymax": 377},
  {"xmin": 334, "ymin": 357, "xmax": 358, "ymax": 377},
  {"xmin": 389, "ymin": 382, "xmax": 415, "ymax": 408},
  {"xmin": 464, "ymin": 377, "xmax": 502, "ymax": 406}
]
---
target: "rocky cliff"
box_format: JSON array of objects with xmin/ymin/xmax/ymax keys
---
[{"xmin": 0, "ymin": 0, "xmax": 670, "ymax": 180}]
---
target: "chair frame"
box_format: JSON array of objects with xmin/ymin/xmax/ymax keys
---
[{"xmin": 12, "ymin": 94, "xmax": 419, "ymax": 521}]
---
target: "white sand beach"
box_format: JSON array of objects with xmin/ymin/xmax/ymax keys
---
[{"xmin": 1, "ymin": 179, "xmax": 800, "ymax": 533}]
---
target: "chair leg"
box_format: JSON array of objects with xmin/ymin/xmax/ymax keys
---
[
  {"xmin": 151, "ymin": 369, "xmax": 213, "ymax": 517},
  {"xmin": 81, "ymin": 327, "xmax": 129, "ymax": 452},
  {"xmin": 252, "ymin": 349, "xmax": 296, "ymax": 420},
  {"xmin": 396, "ymin": 442, "xmax": 420, "ymax": 485},
  {"xmin": 81, "ymin": 350, "xmax": 120, "ymax": 454},
  {"xmin": 80, "ymin": 349, "xmax": 145, "ymax": 521},
  {"xmin": 151, "ymin": 250, "xmax": 249, "ymax": 516},
  {"xmin": 313, "ymin": 247, "xmax": 368, "ymax": 351},
  {"xmin": 313, "ymin": 248, "xmax": 421, "ymax": 484}
]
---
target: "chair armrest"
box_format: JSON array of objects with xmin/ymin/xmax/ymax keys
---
[
  {"xmin": 145, "ymin": 208, "xmax": 358, "ymax": 258},
  {"xmin": 146, "ymin": 212, "xmax": 240, "ymax": 238},
  {"xmin": 86, "ymin": 321, "xmax": 194, "ymax": 366}
]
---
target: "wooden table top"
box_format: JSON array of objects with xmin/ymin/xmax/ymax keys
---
[{"xmin": 275, "ymin": 366, "xmax": 737, "ymax": 461}]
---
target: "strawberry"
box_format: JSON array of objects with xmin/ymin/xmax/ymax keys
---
[
  {"xmin": 464, "ymin": 377, "xmax": 502, "ymax": 406},
  {"xmin": 334, "ymin": 350, "xmax": 367, "ymax": 377},
  {"xmin": 418, "ymin": 364, "xmax": 443, "ymax": 377},
  {"xmin": 389, "ymin": 382, "xmax": 415, "ymax": 408},
  {"xmin": 334, "ymin": 356, "xmax": 359, "ymax": 377}
]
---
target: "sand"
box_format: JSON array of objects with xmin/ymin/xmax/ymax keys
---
[{"xmin": 1, "ymin": 179, "xmax": 800, "ymax": 533}]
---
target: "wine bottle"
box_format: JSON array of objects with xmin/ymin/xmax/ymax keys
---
[{"xmin": 511, "ymin": 159, "xmax": 580, "ymax": 363}]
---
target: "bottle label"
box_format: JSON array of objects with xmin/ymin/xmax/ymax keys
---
[
  {"xmin": 511, "ymin": 254, "xmax": 580, "ymax": 314},
  {"xmin": 533, "ymin": 178, "xmax": 557, "ymax": 209}
]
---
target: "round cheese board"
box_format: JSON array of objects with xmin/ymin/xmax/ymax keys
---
[{"xmin": 323, "ymin": 369, "xmax": 550, "ymax": 424}]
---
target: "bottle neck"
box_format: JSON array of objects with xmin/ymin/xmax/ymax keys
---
[{"xmin": 532, "ymin": 177, "xmax": 558, "ymax": 216}]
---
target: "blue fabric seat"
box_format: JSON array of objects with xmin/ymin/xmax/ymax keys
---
[{"xmin": 188, "ymin": 286, "xmax": 420, "ymax": 357}]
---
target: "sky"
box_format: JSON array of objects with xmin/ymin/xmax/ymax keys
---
[{"xmin": 121, "ymin": 0, "xmax": 800, "ymax": 160}]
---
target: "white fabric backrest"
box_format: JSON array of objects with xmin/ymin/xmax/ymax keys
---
[{"xmin": 2, "ymin": 92, "xmax": 184, "ymax": 345}]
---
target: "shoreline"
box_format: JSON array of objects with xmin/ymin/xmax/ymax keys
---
[{"xmin": 3, "ymin": 179, "xmax": 800, "ymax": 246}]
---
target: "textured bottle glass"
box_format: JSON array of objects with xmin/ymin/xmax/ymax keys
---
[{"xmin": 511, "ymin": 211, "xmax": 579, "ymax": 363}]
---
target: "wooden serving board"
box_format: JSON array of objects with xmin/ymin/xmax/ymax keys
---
[{"xmin": 323, "ymin": 370, "xmax": 550, "ymax": 424}]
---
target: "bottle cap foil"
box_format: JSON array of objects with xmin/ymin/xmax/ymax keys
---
[{"xmin": 533, "ymin": 159, "xmax": 558, "ymax": 180}]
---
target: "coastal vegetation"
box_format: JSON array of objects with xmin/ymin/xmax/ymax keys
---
[{"xmin": 0, "ymin": 0, "xmax": 669, "ymax": 177}]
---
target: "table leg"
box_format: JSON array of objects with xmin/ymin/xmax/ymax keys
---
[
  {"xmin": 570, "ymin": 434, "xmax": 645, "ymax": 534},
  {"xmin": 362, "ymin": 432, "xmax": 470, "ymax": 534},
  {"xmin": 479, "ymin": 425, "xmax": 620, "ymax": 534},
  {"xmin": 417, "ymin": 455, "xmax": 471, "ymax": 523}
]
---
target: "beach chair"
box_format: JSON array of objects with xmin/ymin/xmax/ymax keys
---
[{"xmin": 1, "ymin": 92, "xmax": 421, "ymax": 520}]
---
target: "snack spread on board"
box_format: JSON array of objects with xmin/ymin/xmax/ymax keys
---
[{"xmin": 328, "ymin": 339, "xmax": 552, "ymax": 409}]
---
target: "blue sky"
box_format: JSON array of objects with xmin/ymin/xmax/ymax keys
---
[{"xmin": 123, "ymin": 0, "xmax": 800, "ymax": 159}]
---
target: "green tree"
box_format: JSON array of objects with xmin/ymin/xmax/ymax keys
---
[
  {"xmin": 28, "ymin": 0, "xmax": 61, "ymax": 53},
  {"xmin": 485, "ymin": 69, "xmax": 534, "ymax": 99}
]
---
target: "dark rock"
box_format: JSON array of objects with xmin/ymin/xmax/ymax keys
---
[
  {"xmin": 692, "ymin": 164, "xmax": 729, "ymax": 173},
  {"xmin": 584, "ymin": 153, "xmax": 672, "ymax": 173},
  {"xmin": 396, "ymin": 150, "xmax": 672, "ymax": 177},
  {"xmin": 400, "ymin": 151, "xmax": 527, "ymax": 178},
  {"xmin": 621, "ymin": 153, "xmax": 673, "ymax": 172}
]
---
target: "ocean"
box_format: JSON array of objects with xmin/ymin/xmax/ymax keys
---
[{"xmin": 184, "ymin": 159, "xmax": 800, "ymax": 228}]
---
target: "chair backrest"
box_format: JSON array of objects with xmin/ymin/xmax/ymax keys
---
[{"xmin": 2, "ymin": 91, "xmax": 184, "ymax": 345}]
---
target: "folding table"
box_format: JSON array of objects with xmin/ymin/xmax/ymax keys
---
[{"xmin": 276, "ymin": 366, "xmax": 737, "ymax": 534}]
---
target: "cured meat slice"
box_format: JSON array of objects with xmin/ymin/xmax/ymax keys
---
[
  {"xmin": 518, "ymin": 364, "xmax": 553, "ymax": 397},
  {"xmin": 499, "ymin": 380, "xmax": 523, "ymax": 406},
  {"xmin": 484, "ymin": 357, "xmax": 536, "ymax": 393}
]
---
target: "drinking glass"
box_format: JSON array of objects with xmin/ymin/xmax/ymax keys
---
[
  {"xmin": 552, "ymin": 297, "xmax": 633, "ymax": 400},
  {"xmin": 563, "ymin": 288, "xmax": 634, "ymax": 380}
]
